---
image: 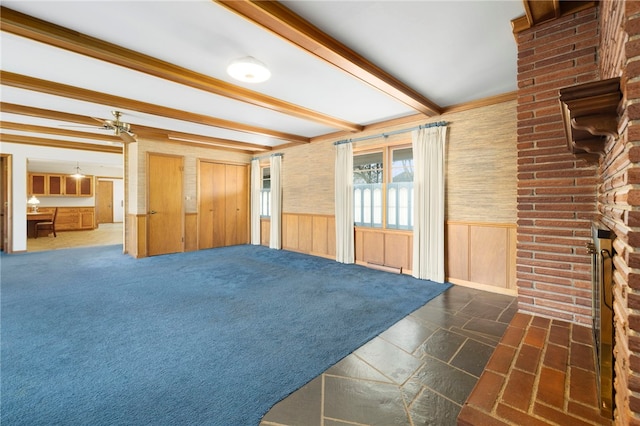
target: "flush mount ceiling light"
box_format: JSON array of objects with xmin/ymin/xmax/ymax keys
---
[{"xmin": 227, "ymin": 56, "xmax": 271, "ymax": 83}]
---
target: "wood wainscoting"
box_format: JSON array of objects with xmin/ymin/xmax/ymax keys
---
[
  {"xmin": 355, "ymin": 227, "xmax": 413, "ymax": 274},
  {"xmin": 446, "ymin": 221, "xmax": 517, "ymax": 294},
  {"xmin": 280, "ymin": 213, "xmax": 336, "ymax": 259},
  {"xmin": 185, "ymin": 212, "xmax": 198, "ymax": 252},
  {"xmin": 127, "ymin": 213, "xmax": 147, "ymax": 258}
]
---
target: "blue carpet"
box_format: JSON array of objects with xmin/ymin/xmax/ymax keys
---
[{"xmin": 1, "ymin": 245, "xmax": 451, "ymax": 425}]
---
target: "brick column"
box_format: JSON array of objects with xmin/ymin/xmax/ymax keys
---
[
  {"xmin": 599, "ymin": 1, "xmax": 640, "ymax": 423},
  {"xmin": 516, "ymin": 8, "xmax": 600, "ymax": 325}
]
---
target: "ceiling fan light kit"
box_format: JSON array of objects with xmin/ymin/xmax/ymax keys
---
[{"xmin": 227, "ymin": 56, "xmax": 271, "ymax": 83}]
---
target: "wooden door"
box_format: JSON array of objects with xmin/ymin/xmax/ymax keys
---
[
  {"xmin": 199, "ymin": 162, "xmax": 213, "ymax": 249},
  {"xmin": 230, "ymin": 164, "xmax": 248, "ymax": 245},
  {"xmin": 1, "ymin": 156, "xmax": 6, "ymax": 252},
  {"xmin": 198, "ymin": 162, "xmax": 226, "ymax": 249},
  {"xmin": 198, "ymin": 162, "xmax": 248, "ymax": 249},
  {"xmin": 97, "ymin": 180, "xmax": 114, "ymax": 224},
  {"xmin": 148, "ymin": 153, "xmax": 183, "ymax": 256}
]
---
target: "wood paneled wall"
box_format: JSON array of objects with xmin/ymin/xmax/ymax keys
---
[
  {"xmin": 126, "ymin": 213, "xmax": 147, "ymax": 258},
  {"xmin": 184, "ymin": 212, "xmax": 197, "ymax": 252},
  {"xmin": 446, "ymin": 221, "xmax": 516, "ymax": 294},
  {"xmin": 281, "ymin": 213, "xmax": 335, "ymax": 259},
  {"xmin": 355, "ymin": 228, "xmax": 412, "ymax": 273}
]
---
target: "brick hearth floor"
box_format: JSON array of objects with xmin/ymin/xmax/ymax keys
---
[{"xmin": 458, "ymin": 312, "xmax": 612, "ymax": 426}]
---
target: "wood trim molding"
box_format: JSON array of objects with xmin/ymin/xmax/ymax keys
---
[
  {"xmin": 441, "ymin": 91, "xmax": 517, "ymax": 114},
  {"xmin": 511, "ymin": 1, "xmax": 596, "ymax": 34},
  {"xmin": 1, "ymin": 71, "xmax": 309, "ymax": 144},
  {"xmin": 0, "ymin": 6, "xmax": 361, "ymax": 134},
  {"xmin": 0, "ymin": 133, "xmax": 122, "ymax": 154},
  {"xmin": 1, "ymin": 121, "xmax": 123, "ymax": 144},
  {"xmin": 559, "ymin": 77, "xmax": 621, "ymax": 160},
  {"xmin": 1, "ymin": 102, "xmax": 101, "ymax": 127},
  {"xmin": 216, "ymin": 0, "xmax": 441, "ymax": 116}
]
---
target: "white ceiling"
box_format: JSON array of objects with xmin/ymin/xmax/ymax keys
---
[{"xmin": 1, "ymin": 0, "xmax": 524, "ymax": 152}]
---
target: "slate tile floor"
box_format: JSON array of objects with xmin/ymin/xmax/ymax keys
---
[{"xmin": 261, "ymin": 285, "xmax": 517, "ymax": 426}]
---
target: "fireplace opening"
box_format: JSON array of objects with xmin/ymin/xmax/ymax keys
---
[{"xmin": 588, "ymin": 222, "xmax": 614, "ymax": 419}]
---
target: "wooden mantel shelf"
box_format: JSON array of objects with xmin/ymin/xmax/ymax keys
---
[{"xmin": 559, "ymin": 77, "xmax": 621, "ymax": 161}]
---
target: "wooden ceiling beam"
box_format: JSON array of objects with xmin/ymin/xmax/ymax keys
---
[
  {"xmin": 216, "ymin": 0, "xmax": 442, "ymax": 117},
  {"xmin": 0, "ymin": 71, "xmax": 310, "ymax": 144},
  {"xmin": 1, "ymin": 102, "xmax": 99, "ymax": 126},
  {"xmin": 0, "ymin": 121, "xmax": 123, "ymax": 143},
  {"xmin": 1, "ymin": 133, "xmax": 122, "ymax": 154},
  {"xmin": 0, "ymin": 6, "xmax": 361, "ymax": 133},
  {"xmin": 0, "ymin": 102, "xmax": 273, "ymax": 153}
]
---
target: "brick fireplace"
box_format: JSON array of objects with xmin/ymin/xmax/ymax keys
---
[{"xmin": 515, "ymin": 1, "xmax": 640, "ymax": 423}]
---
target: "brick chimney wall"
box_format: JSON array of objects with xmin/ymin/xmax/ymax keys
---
[
  {"xmin": 517, "ymin": 1, "xmax": 640, "ymax": 423},
  {"xmin": 516, "ymin": 7, "xmax": 600, "ymax": 325},
  {"xmin": 598, "ymin": 1, "xmax": 640, "ymax": 424}
]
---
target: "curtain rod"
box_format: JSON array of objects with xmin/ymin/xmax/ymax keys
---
[
  {"xmin": 333, "ymin": 120, "xmax": 448, "ymax": 146},
  {"xmin": 252, "ymin": 152, "xmax": 284, "ymax": 161}
]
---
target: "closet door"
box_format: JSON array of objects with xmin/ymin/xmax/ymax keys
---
[
  {"xmin": 198, "ymin": 162, "xmax": 215, "ymax": 250},
  {"xmin": 198, "ymin": 162, "xmax": 249, "ymax": 249},
  {"xmin": 211, "ymin": 163, "xmax": 227, "ymax": 248},
  {"xmin": 234, "ymin": 165, "xmax": 249, "ymax": 245},
  {"xmin": 224, "ymin": 164, "xmax": 249, "ymax": 246}
]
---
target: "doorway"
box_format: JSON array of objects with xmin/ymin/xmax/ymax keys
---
[
  {"xmin": 1, "ymin": 155, "xmax": 11, "ymax": 253},
  {"xmin": 97, "ymin": 180, "xmax": 114, "ymax": 224}
]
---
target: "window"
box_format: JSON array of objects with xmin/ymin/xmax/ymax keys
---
[
  {"xmin": 261, "ymin": 167, "xmax": 271, "ymax": 217},
  {"xmin": 353, "ymin": 146, "xmax": 413, "ymax": 230},
  {"xmin": 387, "ymin": 148, "xmax": 414, "ymax": 230},
  {"xmin": 354, "ymin": 152, "xmax": 383, "ymax": 227}
]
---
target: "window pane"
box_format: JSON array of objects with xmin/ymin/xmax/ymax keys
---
[
  {"xmin": 373, "ymin": 187, "xmax": 382, "ymax": 225},
  {"xmin": 262, "ymin": 167, "xmax": 271, "ymax": 189},
  {"xmin": 354, "ymin": 152, "xmax": 383, "ymax": 184},
  {"xmin": 261, "ymin": 189, "xmax": 270, "ymax": 217},
  {"xmin": 399, "ymin": 187, "xmax": 409, "ymax": 226},
  {"xmin": 363, "ymin": 188, "xmax": 372, "ymax": 224},
  {"xmin": 386, "ymin": 182, "xmax": 413, "ymax": 230},
  {"xmin": 388, "ymin": 187, "xmax": 397, "ymax": 226},
  {"xmin": 392, "ymin": 148, "xmax": 413, "ymax": 183},
  {"xmin": 354, "ymin": 188, "xmax": 362, "ymax": 223}
]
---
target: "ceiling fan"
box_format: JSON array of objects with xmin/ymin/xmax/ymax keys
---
[
  {"xmin": 61, "ymin": 110, "xmax": 136, "ymax": 143},
  {"xmin": 93, "ymin": 110, "xmax": 136, "ymax": 143}
]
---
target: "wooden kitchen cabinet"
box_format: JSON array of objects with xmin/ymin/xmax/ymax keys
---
[
  {"xmin": 28, "ymin": 174, "xmax": 93, "ymax": 197},
  {"xmin": 55, "ymin": 207, "xmax": 96, "ymax": 231},
  {"xmin": 47, "ymin": 175, "xmax": 64, "ymax": 195},
  {"xmin": 79, "ymin": 208, "xmax": 95, "ymax": 229},
  {"xmin": 28, "ymin": 173, "xmax": 46, "ymax": 196}
]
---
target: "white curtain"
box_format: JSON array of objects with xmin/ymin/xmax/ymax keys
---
[
  {"xmin": 269, "ymin": 155, "xmax": 282, "ymax": 249},
  {"xmin": 335, "ymin": 143, "xmax": 354, "ymax": 264},
  {"xmin": 412, "ymin": 126, "xmax": 447, "ymax": 282},
  {"xmin": 250, "ymin": 159, "xmax": 261, "ymax": 245}
]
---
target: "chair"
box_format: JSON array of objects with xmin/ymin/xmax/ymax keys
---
[{"xmin": 35, "ymin": 208, "xmax": 58, "ymax": 238}]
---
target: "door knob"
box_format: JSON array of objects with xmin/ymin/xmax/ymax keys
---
[{"xmin": 149, "ymin": 210, "xmax": 157, "ymax": 214}]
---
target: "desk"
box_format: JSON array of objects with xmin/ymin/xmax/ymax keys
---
[{"xmin": 27, "ymin": 212, "xmax": 52, "ymax": 238}]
